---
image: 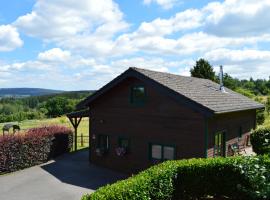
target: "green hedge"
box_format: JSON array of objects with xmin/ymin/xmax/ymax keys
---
[
  {"xmin": 0, "ymin": 125, "xmax": 73, "ymax": 174},
  {"xmin": 82, "ymin": 156, "xmax": 270, "ymax": 200},
  {"xmin": 251, "ymin": 126, "xmax": 270, "ymax": 155}
]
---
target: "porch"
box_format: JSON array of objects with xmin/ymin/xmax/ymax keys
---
[{"xmin": 66, "ymin": 109, "xmax": 90, "ymax": 151}]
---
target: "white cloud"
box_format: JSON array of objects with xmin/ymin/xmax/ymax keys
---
[
  {"xmin": 143, "ymin": 0, "xmax": 180, "ymax": 9},
  {"xmin": 14, "ymin": 0, "xmax": 128, "ymax": 41},
  {"xmin": 69, "ymin": 56, "xmax": 190, "ymax": 89},
  {"xmin": 204, "ymin": 0, "xmax": 270, "ymax": 37},
  {"xmin": 205, "ymin": 48, "xmax": 270, "ymax": 64},
  {"xmin": 13, "ymin": 0, "xmax": 128, "ymax": 58},
  {"xmin": 38, "ymin": 48, "xmax": 71, "ymax": 62},
  {"xmin": 111, "ymin": 0, "xmax": 270, "ymax": 57},
  {"xmin": 114, "ymin": 30, "xmax": 270, "ymax": 57},
  {"xmin": 12, "ymin": 0, "xmax": 270, "ymax": 59},
  {"xmin": 205, "ymin": 48, "xmax": 270, "ymax": 79},
  {"xmin": 0, "ymin": 25, "xmax": 23, "ymax": 51},
  {"xmin": 112, "ymin": 57, "xmax": 176, "ymax": 71},
  {"xmin": 135, "ymin": 9, "xmax": 203, "ymax": 37}
]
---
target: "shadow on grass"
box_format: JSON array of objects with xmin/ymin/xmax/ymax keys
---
[{"xmin": 41, "ymin": 148, "xmax": 127, "ymax": 190}]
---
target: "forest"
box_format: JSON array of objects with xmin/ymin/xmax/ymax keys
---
[{"xmin": 0, "ymin": 91, "xmax": 91, "ymax": 123}]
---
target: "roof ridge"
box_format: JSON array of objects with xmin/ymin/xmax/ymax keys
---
[{"xmin": 129, "ymin": 67, "xmax": 210, "ymax": 82}]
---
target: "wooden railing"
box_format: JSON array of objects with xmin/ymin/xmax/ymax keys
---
[{"xmin": 75, "ymin": 133, "xmax": 89, "ymax": 150}]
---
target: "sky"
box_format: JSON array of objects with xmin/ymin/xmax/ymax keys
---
[{"xmin": 0, "ymin": 0, "xmax": 270, "ymax": 90}]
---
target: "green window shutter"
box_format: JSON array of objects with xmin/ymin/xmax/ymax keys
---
[
  {"xmin": 239, "ymin": 126, "xmax": 243, "ymax": 138},
  {"xmin": 214, "ymin": 131, "xmax": 226, "ymax": 157}
]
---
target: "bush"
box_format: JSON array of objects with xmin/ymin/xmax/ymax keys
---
[
  {"xmin": 256, "ymin": 109, "xmax": 265, "ymax": 125},
  {"xmin": 0, "ymin": 125, "xmax": 73, "ymax": 174},
  {"xmin": 235, "ymin": 87, "xmax": 255, "ymax": 98},
  {"xmin": 82, "ymin": 156, "xmax": 270, "ymax": 200},
  {"xmin": 251, "ymin": 126, "xmax": 270, "ymax": 155}
]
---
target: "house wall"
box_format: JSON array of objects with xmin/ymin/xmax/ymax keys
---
[
  {"xmin": 89, "ymin": 77, "xmax": 205, "ymax": 173},
  {"xmin": 206, "ymin": 110, "xmax": 256, "ymax": 157}
]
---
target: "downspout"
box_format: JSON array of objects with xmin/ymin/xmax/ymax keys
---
[
  {"xmin": 204, "ymin": 118, "xmax": 209, "ymax": 158},
  {"xmin": 89, "ymin": 106, "xmax": 91, "ymax": 162}
]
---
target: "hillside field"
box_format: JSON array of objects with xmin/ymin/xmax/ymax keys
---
[{"xmin": 0, "ymin": 116, "xmax": 89, "ymax": 150}]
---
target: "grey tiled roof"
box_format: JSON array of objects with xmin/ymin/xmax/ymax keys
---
[{"xmin": 132, "ymin": 67, "xmax": 264, "ymax": 113}]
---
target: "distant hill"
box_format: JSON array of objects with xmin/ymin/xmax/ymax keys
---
[
  {"xmin": 0, "ymin": 88, "xmax": 64, "ymax": 97},
  {"xmin": 33, "ymin": 90, "xmax": 94, "ymax": 102},
  {"xmin": 0, "ymin": 88, "xmax": 95, "ymax": 123}
]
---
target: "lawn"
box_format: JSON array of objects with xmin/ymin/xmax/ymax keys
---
[{"xmin": 0, "ymin": 116, "xmax": 89, "ymax": 150}]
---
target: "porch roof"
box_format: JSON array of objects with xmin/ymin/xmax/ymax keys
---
[{"xmin": 66, "ymin": 109, "xmax": 89, "ymax": 118}]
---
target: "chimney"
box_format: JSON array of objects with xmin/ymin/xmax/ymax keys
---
[{"xmin": 219, "ymin": 65, "xmax": 226, "ymax": 93}]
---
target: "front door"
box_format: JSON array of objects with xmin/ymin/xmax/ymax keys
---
[{"xmin": 214, "ymin": 131, "xmax": 226, "ymax": 157}]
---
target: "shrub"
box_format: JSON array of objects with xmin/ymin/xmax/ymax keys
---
[
  {"xmin": 256, "ymin": 109, "xmax": 265, "ymax": 125},
  {"xmin": 82, "ymin": 156, "xmax": 270, "ymax": 200},
  {"xmin": 235, "ymin": 88, "xmax": 255, "ymax": 98},
  {"xmin": 251, "ymin": 126, "xmax": 270, "ymax": 155},
  {"xmin": 0, "ymin": 125, "xmax": 73, "ymax": 174}
]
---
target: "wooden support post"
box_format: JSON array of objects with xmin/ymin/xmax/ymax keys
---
[
  {"xmin": 67, "ymin": 115, "xmax": 83, "ymax": 152},
  {"xmin": 81, "ymin": 133, "xmax": 84, "ymax": 147},
  {"xmin": 74, "ymin": 117, "xmax": 78, "ymax": 151}
]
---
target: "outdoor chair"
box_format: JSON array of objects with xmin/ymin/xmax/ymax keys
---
[{"xmin": 237, "ymin": 135, "xmax": 249, "ymax": 154}]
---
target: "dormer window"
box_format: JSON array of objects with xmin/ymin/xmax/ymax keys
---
[{"xmin": 130, "ymin": 86, "xmax": 146, "ymax": 106}]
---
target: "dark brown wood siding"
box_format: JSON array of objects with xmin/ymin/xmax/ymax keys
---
[
  {"xmin": 89, "ymin": 77, "xmax": 205, "ymax": 173},
  {"xmin": 206, "ymin": 110, "xmax": 256, "ymax": 157}
]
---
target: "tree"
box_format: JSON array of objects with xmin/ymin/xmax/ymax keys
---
[
  {"xmin": 190, "ymin": 59, "xmax": 216, "ymax": 81},
  {"xmin": 266, "ymin": 96, "xmax": 270, "ymax": 114},
  {"xmin": 223, "ymin": 73, "xmax": 240, "ymax": 90},
  {"xmin": 44, "ymin": 97, "xmax": 75, "ymax": 117}
]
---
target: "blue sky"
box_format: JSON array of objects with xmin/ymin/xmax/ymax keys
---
[{"xmin": 0, "ymin": 0, "xmax": 270, "ymax": 90}]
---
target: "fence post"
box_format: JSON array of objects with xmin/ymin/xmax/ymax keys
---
[{"xmin": 81, "ymin": 133, "xmax": 84, "ymax": 147}]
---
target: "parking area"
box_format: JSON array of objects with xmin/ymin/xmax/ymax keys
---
[{"xmin": 0, "ymin": 149, "xmax": 126, "ymax": 200}]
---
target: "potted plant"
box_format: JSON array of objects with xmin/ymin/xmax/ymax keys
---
[{"xmin": 115, "ymin": 147, "xmax": 127, "ymax": 156}]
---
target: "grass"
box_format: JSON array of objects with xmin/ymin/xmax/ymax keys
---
[{"xmin": 0, "ymin": 116, "xmax": 89, "ymax": 150}]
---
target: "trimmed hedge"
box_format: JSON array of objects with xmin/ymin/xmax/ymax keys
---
[
  {"xmin": 82, "ymin": 156, "xmax": 270, "ymax": 200},
  {"xmin": 0, "ymin": 125, "xmax": 73, "ymax": 174},
  {"xmin": 251, "ymin": 126, "xmax": 270, "ymax": 155}
]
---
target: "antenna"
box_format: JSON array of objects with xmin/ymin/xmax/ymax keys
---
[{"xmin": 219, "ymin": 65, "xmax": 226, "ymax": 93}]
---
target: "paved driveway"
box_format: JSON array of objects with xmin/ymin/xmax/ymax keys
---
[{"xmin": 0, "ymin": 149, "xmax": 126, "ymax": 200}]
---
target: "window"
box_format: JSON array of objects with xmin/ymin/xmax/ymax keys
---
[
  {"xmin": 163, "ymin": 146, "xmax": 175, "ymax": 160},
  {"xmin": 130, "ymin": 86, "xmax": 146, "ymax": 105},
  {"xmin": 214, "ymin": 131, "xmax": 225, "ymax": 157},
  {"xmin": 98, "ymin": 135, "xmax": 109, "ymax": 150},
  {"xmin": 119, "ymin": 138, "xmax": 129, "ymax": 149},
  {"xmin": 150, "ymin": 144, "xmax": 175, "ymax": 161},
  {"xmin": 151, "ymin": 145, "xmax": 162, "ymax": 160}
]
